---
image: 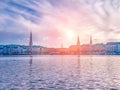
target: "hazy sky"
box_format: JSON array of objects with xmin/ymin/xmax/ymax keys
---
[{"xmin": 1, "ymin": 0, "xmax": 120, "ymax": 47}]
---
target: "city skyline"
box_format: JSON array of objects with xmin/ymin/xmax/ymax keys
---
[
  {"xmin": 0, "ymin": 30, "xmax": 120, "ymax": 48},
  {"xmin": 1, "ymin": 0, "xmax": 120, "ymax": 47},
  {"xmin": 1, "ymin": 1, "xmax": 120, "ymax": 90}
]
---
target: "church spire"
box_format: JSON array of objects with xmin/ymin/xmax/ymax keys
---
[
  {"xmin": 77, "ymin": 35, "xmax": 80, "ymax": 46},
  {"xmin": 29, "ymin": 31, "xmax": 33, "ymax": 46},
  {"xmin": 90, "ymin": 35, "xmax": 92, "ymax": 45}
]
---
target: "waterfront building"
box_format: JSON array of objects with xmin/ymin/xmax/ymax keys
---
[
  {"xmin": 69, "ymin": 36, "xmax": 81, "ymax": 54},
  {"xmin": 0, "ymin": 45, "xmax": 4, "ymax": 55},
  {"xmin": 92, "ymin": 44, "xmax": 106, "ymax": 55},
  {"xmin": 32, "ymin": 46, "xmax": 44, "ymax": 54},
  {"xmin": 2, "ymin": 45, "xmax": 23, "ymax": 55},
  {"xmin": 1, "ymin": 32, "xmax": 120, "ymax": 55},
  {"xmin": 80, "ymin": 44, "xmax": 91, "ymax": 54},
  {"xmin": 106, "ymin": 42, "xmax": 120, "ymax": 55}
]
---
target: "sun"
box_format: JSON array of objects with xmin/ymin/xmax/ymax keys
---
[{"xmin": 66, "ymin": 30, "xmax": 74, "ymax": 38}]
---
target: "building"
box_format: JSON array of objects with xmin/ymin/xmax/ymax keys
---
[
  {"xmin": 106, "ymin": 42, "xmax": 120, "ymax": 55},
  {"xmin": 2, "ymin": 45, "xmax": 23, "ymax": 55},
  {"xmin": 69, "ymin": 36, "xmax": 81, "ymax": 54},
  {"xmin": 0, "ymin": 45, "xmax": 4, "ymax": 55},
  {"xmin": 1, "ymin": 32, "xmax": 120, "ymax": 55}
]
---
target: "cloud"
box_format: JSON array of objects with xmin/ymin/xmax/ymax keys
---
[{"xmin": 1, "ymin": 0, "xmax": 120, "ymax": 47}]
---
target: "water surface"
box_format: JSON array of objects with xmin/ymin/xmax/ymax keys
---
[{"xmin": 0, "ymin": 55, "xmax": 120, "ymax": 90}]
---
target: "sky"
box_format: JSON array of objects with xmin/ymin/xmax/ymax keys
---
[{"xmin": 1, "ymin": 0, "xmax": 120, "ymax": 47}]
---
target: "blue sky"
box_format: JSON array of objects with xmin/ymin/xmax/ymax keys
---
[{"xmin": 1, "ymin": 0, "xmax": 120, "ymax": 47}]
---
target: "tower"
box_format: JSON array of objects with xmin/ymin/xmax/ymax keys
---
[
  {"xmin": 76, "ymin": 35, "xmax": 80, "ymax": 54},
  {"xmin": 90, "ymin": 35, "xmax": 92, "ymax": 45},
  {"xmin": 29, "ymin": 32, "xmax": 33, "ymax": 46},
  {"xmin": 77, "ymin": 35, "xmax": 80, "ymax": 46}
]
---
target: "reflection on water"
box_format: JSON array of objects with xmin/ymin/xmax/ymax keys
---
[
  {"xmin": 0, "ymin": 55, "xmax": 120, "ymax": 90},
  {"xmin": 28, "ymin": 55, "xmax": 34, "ymax": 89}
]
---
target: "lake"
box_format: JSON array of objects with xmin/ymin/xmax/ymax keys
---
[{"xmin": 0, "ymin": 55, "xmax": 120, "ymax": 90}]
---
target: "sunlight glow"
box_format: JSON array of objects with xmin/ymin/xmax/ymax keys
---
[{"xmin": 66, "ymin": 30, "xmax": 74, "ymax": 39}]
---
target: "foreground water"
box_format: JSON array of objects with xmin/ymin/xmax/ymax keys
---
[{"xmin": 0, "ymin": 55, "xmax": 120, "ymax": 90}]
